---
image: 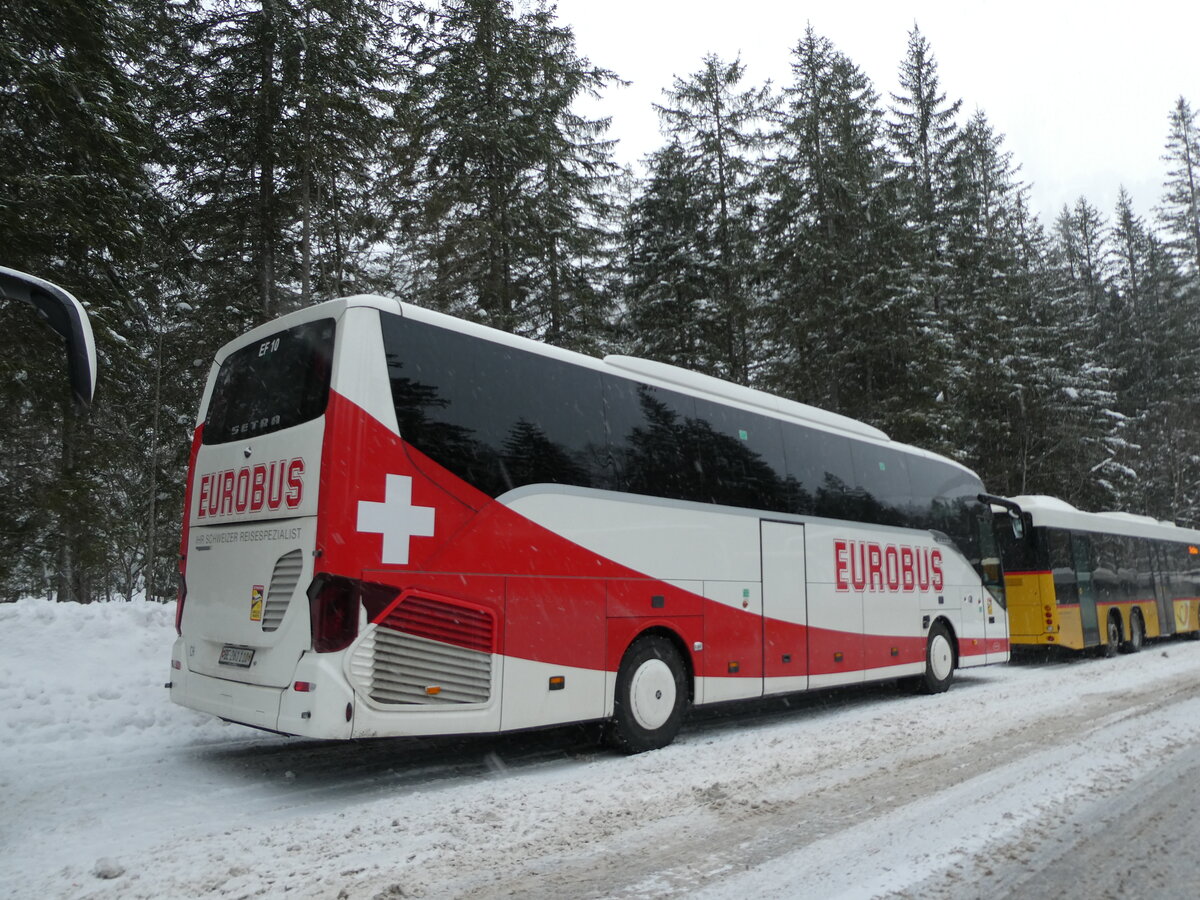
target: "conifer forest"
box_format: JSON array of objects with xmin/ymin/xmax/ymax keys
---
[{"xmin": 2, "ymin": 0, "xmax": 1199, "ymax": 603}]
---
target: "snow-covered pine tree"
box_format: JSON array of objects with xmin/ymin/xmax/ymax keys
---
[
  {"xmin": 652, "ymin": 53, "xmax": 769, "ymax": 385},
  {"xmin": 940, "ymin": 111, "xmax": 1033, "ymax": 486},
  {"xmin": 1041, "ymin": 199, "xmax": 1123, "ymax": 510},
  {"xmin": 622, "ymin": 142, "xmax": 712, "ymax": 369},
  {"xmin": 516, "ymin": 2, "xmax": 620, "ymax": 353},
  {"xmin": 1157, "ymin": 96, "xmax": 1200, "ymax": 278},
  {"xmin": 887, "ymin": 25, "xmax": 962, "ymax": 318},
  {"xmin": 0, "ymin": 0, "xmax": 169, "ymax": 602},
  {"xmin": 761, "ymin": 27, "xmax": 929, "ymax": 442},
  {"xmin": 1109, "ymin": 189, "xmax": 1200, "ymax": 523},
  {"xmin": 162, "ymin": 0, "xmax": 405, "ymax": 337},
  {"xmin": 407, "ymin": 0, "xmax": 617, "ymax": 340}
]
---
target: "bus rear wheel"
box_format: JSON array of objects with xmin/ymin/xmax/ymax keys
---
[
  {"xmin": 915, "ymin": 622, "xmax": 954, "ymax": 694},
  {"xmin": 1122, "ymin": 611, "xmax": 1145, "ymax": 653},
  {"xmin": 1104, "ymin": 614, "xmax": 1122, "ymax": 658},
  {"xmin": 606, "ymin": 635, "xmax": 687, "ymax": 754}
]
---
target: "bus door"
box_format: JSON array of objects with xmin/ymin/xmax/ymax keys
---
[
  {"xmin": 976, "ymin": 506, "xmax": 1008, "ymax": 660},
  {"xmin": 1071, "ymin": 532, "xmax": 1101, "ymax": 645},
  {"xmin": 761, "ymin": 521, "xmax": 808, "ymax": 695},
  {"xmin": 1151, "ymin": 543, "xmax": 1175, "ymax": 636}
]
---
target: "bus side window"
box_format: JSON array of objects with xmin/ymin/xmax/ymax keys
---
[
  {"xmin": 604, "ymin": 376, "xmax": 704, "ymax": 504},
  {"xmin": 1134, "ymin": 539, "xmax": 1156, "ymax": 599},
  {"xmin": 690, "ymin": 398, "xmax": 789, "ymax": 512},
  {"xmin": 781, "ymin": 423, "xmax": 854, "ymax": 520},
  {"xmin": 849, "ymin": 444, "xmax": 912, "ymax": 528},
  {"xmin": 1116, "ymin": 536, "xmax": 1136, "ymax": 605},
  {"xmin": 1169, "ymin": 543, "xmax": 1191, "ymax": 600},
  {"xmin": 1047, "ymin": 530, "xmax": 1078, "ymax": 605},
  {"xmin": 383, "ymin": 316, "xmax": 607, "ymax": 497},
  {"xmin": 1092, "ymin": 533, "xmax": 1121, "ymax": 605}
]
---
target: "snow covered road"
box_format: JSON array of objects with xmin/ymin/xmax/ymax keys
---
[{"xmin": 4, "ymin": 598, "xmax": 1200, "ymax": 899}]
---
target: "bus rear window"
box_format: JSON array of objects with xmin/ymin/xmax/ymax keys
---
[{"xmin": 203, "ymin": 319, "xmax": 335, "ymax": 444}]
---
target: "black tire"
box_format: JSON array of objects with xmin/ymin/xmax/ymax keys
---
[
  {"xmin": 606, "ymin": 635, "xmax": 687, "ymax": 754},
  {"xmin": 915, "ymin": 621, "xmax": 955, "ymax": 694},
  {"xmin": 1123, "ymin": 611, "xmax": 1145, "ymax": 653},
  {"xmin": 1104, "ymin": 614, "xmax": 1122, "ymax": 658}
]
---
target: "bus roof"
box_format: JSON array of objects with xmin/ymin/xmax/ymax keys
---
[{"xmin": 1007, "ymin": 494, "xmax": 1200, "ymax": 545}]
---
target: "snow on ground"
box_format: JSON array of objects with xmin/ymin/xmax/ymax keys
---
[{"xmin": 4, "ymin": 597, "xmax": 1200, "ymax": 899}]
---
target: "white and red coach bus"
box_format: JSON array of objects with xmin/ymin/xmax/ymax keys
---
[{"xmin": 169, "ymin": 295, "xmax": 1009, "ymax": 751}]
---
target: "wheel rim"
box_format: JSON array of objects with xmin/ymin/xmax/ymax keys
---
[
  {"xmin": 929, "ymin": 633, "xmax": 953, "ymax": 682},
  {"xmin": 1109, "ymin": 620, "xmax": 1120, "ymax": 646},
  {"xmin": 629, "ymin": 658, "xmax": 676, "ymax": 731}
]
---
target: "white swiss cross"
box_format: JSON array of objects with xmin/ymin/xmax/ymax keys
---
[{"xmin": 356, "ymin": 474, "xmax": 436, "ymax": 565}]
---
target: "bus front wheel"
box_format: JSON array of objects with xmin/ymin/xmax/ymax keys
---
[
  {"xmin": 606, "ymin": 635, "xmax": 687, "ymax": 754},
  {"xmin": 915, "ymin": 622, "xmax": 955, "ymax": 694}
]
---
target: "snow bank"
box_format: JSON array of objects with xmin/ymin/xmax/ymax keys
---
[{"xmin": 0, "ymin": 598, "xmax": 231, "ymax": 763}]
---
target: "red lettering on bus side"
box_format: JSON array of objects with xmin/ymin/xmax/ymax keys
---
[
  {"xmin": 834, "ymin": 540, "xmax": 849, "ymax": 591},
  {"xmin": 221, "ymin": 471, "xmax": 236, "ymax": 516},
  {"xmin": 197, "ymin": 474, "xmax": 211, "ymax": 519},
  {"xmin": 267, "ymin": 460, "xmax": 284, "ymax": 510},
  {"xmin": 250, "ymin": 465, "xmax": 266, "ymax": 511},
  {"xmin": 850, "ymin": 542, "xmax": 867, "ymax": 591},
  {"xmin": 885, "ymin": 545, "xmax": 900, "ymax": 591},
  {"xmin": 931, "ymin": 549, "xmax": 944, "ymax": 591},
  {"xmin": 286, "ymin": 458, "xmax": 304, "ymax": 508},
  {"xmin": 868, "ymin": 543, "xmax": 883, "ymax": 591},
  {"xmin": 915, "ymin": 548, "xmax": 931, "ymax": 590},
  {"xmin": 235, "ymin": 468, "xmax": 251, "ymax": 513},
  {"xmin": 900, "ymin": 546, "xmax": 915, "ymax": 590}
]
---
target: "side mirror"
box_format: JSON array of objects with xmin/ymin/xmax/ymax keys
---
[
  {"xmin": 1010, "ymin": 512, "xmax": 1024, "ymax": 540},
  {"xmin": 0, "ymin": 266, "xmax": 96, "ymax": 410}
]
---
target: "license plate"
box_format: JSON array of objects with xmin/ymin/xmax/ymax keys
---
[{"xmin": 219, "ymin": 645, "xmax": 255, "ymax": 668}]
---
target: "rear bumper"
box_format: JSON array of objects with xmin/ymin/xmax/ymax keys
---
[{"xmin": 169, "ymin": 637, "xmax": 354, "ymax": 738}]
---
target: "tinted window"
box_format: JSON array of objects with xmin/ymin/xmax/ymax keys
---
[
  {"xmin": 849, "ymin": 443, "xmax": 913, "ymax": 527},
  {"xmin": 1185, "ymin": 544, "xmax": 1200, "ymax": 596},
  {"xmin": 690, "ymin": 398, "xmax": 788, "ymax": 511},
  {"xmin": 605, "ymin": 377, "xmax": 706, "ymax": 502},
  {"xmin": 1117, "ymin": 536, "xmax": 1140, "ymax": 603},
  {"xmin": 1135, "ymin": 539, "xmax": 1158, "ymax": 598},
  {"xmin": 382, "ymin": 315, "xmax": 607, "ymax": 497},
  {"xmin": 782, "ymin": 424, "xmax": 855, "ymax": 518},
  {"xmin": 204, "ymin": 318, "xmax": 335, "ymax": 444},
  {"xmin": 1091, "ymin": 533, "xmax": 1124, "ymax": 604},
  {"xmin": 911, "ymin": 459, "xmax": 987, "ymax": 558},
  {"xmin": 1047, "ymin": 529, "xmax": 1078, "ymax": 605},
  {"xmin": 1168, "ymin": 543, "xmax": 1192, "ymax": 600},
  {"xmin": 996, "ymin": 517, "xmax": 1043, "ymax": 573}
]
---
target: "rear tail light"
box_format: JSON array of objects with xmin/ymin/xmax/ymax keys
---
[
  {"xmin": 307, "ymin": 576, "xmax": 399, "ymax": 653},
  {"xmin": 175, "ymin": 572, "xmax": 187, "ymax": 636}
]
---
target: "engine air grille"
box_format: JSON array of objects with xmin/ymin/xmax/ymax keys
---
[
  {"xmin": 378, "ymin": 595, "xmax": 494, "ymax": 653},
  {"xmin": 262, "ymin": 549, "xmax": 303, "ymax": 632},
  {"xmin": 349, "ymin": 594, "xmax": 494, "ymax": 706}
]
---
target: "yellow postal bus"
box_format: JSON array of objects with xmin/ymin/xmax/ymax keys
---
[{"xmin": 991, "ymin": 495, "xmax": 1200, "ymax": 654}]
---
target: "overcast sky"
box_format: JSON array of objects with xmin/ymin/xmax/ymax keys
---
[{"xmin": 552, "ymin": 0, "xmax": 1199, "ymax": 227}]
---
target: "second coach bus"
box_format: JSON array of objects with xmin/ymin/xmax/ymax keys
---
[
  {"xmin": 169, "ymin": 295, "xmax": 1009, "ymax": 751},
  {"xmin": 994, "ymin": 494, "xmax": 1200, "ymax": 654}
]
